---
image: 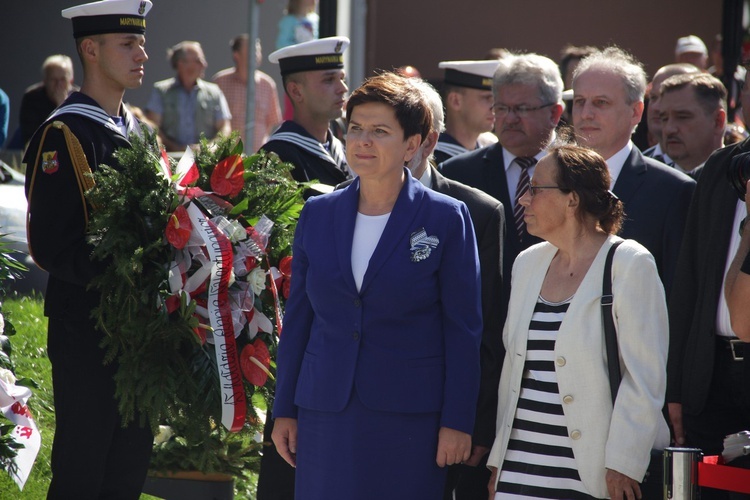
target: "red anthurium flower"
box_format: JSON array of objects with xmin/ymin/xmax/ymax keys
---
[
  {"xmin": 279, "ymin": 256, "xmax": 292, "ymax": 277},
  {"xmin": 240, "ymin": 339, "xmax": 272, "ymax": 387},
  {"xmin": 210, "ymin": 155, "xmax": 245, "ymax": 197},
  {"xmin": 193, "ymin": 316, "xmax": 209, "ymax": 345},
  {"xmin": 278, "ymin": 256, "xmax": 292, "ymax": 299},
  {"xmin": 165, "ymin": 205, "xmax": 192, "ymax": 249}
]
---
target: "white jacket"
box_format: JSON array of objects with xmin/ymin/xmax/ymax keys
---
[{"xmin": 487, "ymin": 236, "xmax": 670, "ymax": 498}]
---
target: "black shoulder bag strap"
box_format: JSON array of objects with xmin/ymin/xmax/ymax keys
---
[
  {"xmin": 600, "ymin": 240, "xmax": 663, "ymax": 489},
  {"xmin": 601, "ymin": 240, "xmax": 624, "ymax": 402}
]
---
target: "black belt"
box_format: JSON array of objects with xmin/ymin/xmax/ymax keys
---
[{"xmin": 716, "ymin": 336, "xmax": 745, "ymax": 361}]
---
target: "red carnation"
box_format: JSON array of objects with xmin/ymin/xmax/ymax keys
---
[
  {"xmin": 240, "ymin": 339, "xmax": 271, "ymax": 387},
  {"xmin": 165, "ymin": 205, "xmax": 192, "ymax": 249},
  {"xmin": 210, "ymin": 155, "xmax": 245, "ymax": 197}
]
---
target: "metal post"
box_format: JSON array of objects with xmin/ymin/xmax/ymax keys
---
[
  {"xmin": 664, "ymin": 447, "xmax": 702, "ymax": 499},
  {"xmin": 244, "ymin": 0, "xmax": 261, "ymax": 154},
  {"xmin": 319, "ymin": 0, "xmax": 338, "ymax": 38}
]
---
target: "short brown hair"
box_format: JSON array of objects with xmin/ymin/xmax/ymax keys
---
[
  {"xmin": 346, "ymin": 72, "xmax": 432, "ymax": 141},
  {"xmin": 549, "ymin": 144, "xmax": 624, "ymax": 234},
  {"xmin": 660, "ymin": 72, "xmax": 727, "ymax": 115}
]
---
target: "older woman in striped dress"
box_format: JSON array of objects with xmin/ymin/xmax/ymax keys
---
[{"xmin": 487, "ymin": 144, "xmax": 670, "ymax": 499}]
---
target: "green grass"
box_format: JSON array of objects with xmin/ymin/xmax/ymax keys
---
[
  {"xmin": 0, "ymin": 293, "xmax": 257, "ymax": 499},
  {"xmin": 0, "ymin": 293, "xmax": 53, "ymax": 498}
]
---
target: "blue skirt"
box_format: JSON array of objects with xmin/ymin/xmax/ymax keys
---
[{"xmin": 295, "ymin": 388, "xmax": 446, "ymax": 499}]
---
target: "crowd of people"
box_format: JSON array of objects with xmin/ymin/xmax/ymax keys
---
[
  {"xmin": 14, "ymin": 0, "xmax": 750, "ymax": 498},
  {"xmin": 260, "ymin": 32, "xmax": 749, "ymax": 500}
]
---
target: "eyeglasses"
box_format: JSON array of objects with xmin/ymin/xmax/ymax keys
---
[
  {"xmin": 492, "ymin": 102, "xmax": 555, "ymax": 118},
  {"xmin": 528, "ymin": 185, "xmax": 563, "ymax": 196}
]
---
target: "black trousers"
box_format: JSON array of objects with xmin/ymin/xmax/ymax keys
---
[
  {"xmin": 683, "ymin": 338, "xmax": 750, "ymax": 500},
  {"xmin": 257, "ymin": 417, "xmax": 296, "ymax": 500},
  {"xmin": 46, "ymin": 317, "xmax": 153, "ymax": 500}
]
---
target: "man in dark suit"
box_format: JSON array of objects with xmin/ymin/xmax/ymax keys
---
[
  {"xmin": 658, "ymin": 73, "xmax": 726, "ymax": 178},
  {"xmin": 441, "ymin": 53, "xmax": 564, "ymax": 302},
  {"xmin": 642, "ymin": 63, "xmax": 701, "ymax": 166},
  {"xmin": 407, "ymin": 78, "xmax": 506, "ymax": 500},
  {"xmin": 571, "ymin": 47, "xmax": 695, "ymax": 295},
  {"xmin": 668, "ymin": 67, "xmax": 750, "ymax": 500}
]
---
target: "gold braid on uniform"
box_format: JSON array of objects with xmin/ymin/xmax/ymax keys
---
[
  {"xmin": 28, "ymin": 120, "xmax": 95, "ymax": 224},
  {"xmin": 26, "ymin": 121, "xmax": 95, "ymax": 269},
  {"xmin": 57, "ymin": 121, "xmax": 96, "ymax": 222}
]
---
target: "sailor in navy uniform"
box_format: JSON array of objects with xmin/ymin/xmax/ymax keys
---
[
  {"xmin": 261, "ymin": 37, "xmax": 351, "ymax": 196},
  {"xmin": 24, "ymin": 1, "xmax": 154, "ymax": 497},
  {"xmin": 434, "ymin": 60, "xmax": 501, "ymax": 166}
]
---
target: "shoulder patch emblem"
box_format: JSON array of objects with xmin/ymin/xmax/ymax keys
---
[{"xmin": 42, "ymin": 151, "xmax": 59, "ymax": 174}]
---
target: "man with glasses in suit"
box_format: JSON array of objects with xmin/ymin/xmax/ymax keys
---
[{"xmin": 441, "ymin": 53, "xmax": 564, "ymax": 308}]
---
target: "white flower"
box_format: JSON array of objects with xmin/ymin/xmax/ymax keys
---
[
  {"xmin": 248, "ymin": 267, "xmax": 267, "ymax": 296},
  {"xmin": 214, "ymin": 217, "xmax": 247, "ymax": 243},
  {"xmin": 227, "ymin": 220, "xmax": 248, "ymax": 243},
  {"xmin": 0, "ymin": 367, "xmax": 16, "ymax": 386},
  {"xmin": 154, "ymin": 425, "xmax": 174, "ymax": 445},
  {"xmin": 0, "ymin": 312, "xmax": 4, "ymax": 335}
]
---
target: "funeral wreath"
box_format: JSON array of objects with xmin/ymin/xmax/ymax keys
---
[{"xmin": 85, "ymin": 132, "xmax": 304, "ymax": 480}]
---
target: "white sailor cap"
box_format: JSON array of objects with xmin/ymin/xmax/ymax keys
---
[
  {"xmin": 675, "ymin": 35, "xmax": 708, "ymax": 56},
  {"xmin": 439, "ymin": 60, "xmax": 502, "ymax": 90},
  {"xmin": 62, "ymin": 0, "xmax": 152, "ymax": 38},
  {"xmin": 269, "ymin": 36, "xmax": 350, "ymax": 76}
]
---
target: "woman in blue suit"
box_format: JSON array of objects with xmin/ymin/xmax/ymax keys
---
[{"xmin": 272, "ymin": 72, "xmax": 483, "ymax": 499}]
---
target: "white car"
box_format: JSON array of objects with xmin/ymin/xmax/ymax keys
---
[{"xmin": 0, "ymin": 161, "xmax": 47, "ymax": 294}]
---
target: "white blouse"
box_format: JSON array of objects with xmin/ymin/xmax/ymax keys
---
[{"xmin": 351, "ymin": 212, "xmax": 390, "ymax": 292}]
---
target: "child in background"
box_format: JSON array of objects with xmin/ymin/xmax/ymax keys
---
[
  {"xmin": 276, "ymin": 0, "xmax": 319, "ymax": 121},
  {"xmin": 276, "ymin": 0, "xmax": 319, "ymax": 50}
]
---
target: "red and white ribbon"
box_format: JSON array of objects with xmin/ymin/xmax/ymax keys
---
[
  {"xmin": 0, "ymin": 377, "xmax": 40, "ymax": 490},
  {"xmin": 186, "ymin": 203, "xmax": 246, "ymax": 431}
]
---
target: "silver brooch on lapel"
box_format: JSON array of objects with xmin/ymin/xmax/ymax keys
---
[{"xmin": 410, "ymin": 228, "xmax": 439, "ymax": 263}]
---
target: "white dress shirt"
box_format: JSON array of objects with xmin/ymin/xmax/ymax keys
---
[{"xmin": 604, "ymin": 142, "xmax": 634, "ymax": 188}]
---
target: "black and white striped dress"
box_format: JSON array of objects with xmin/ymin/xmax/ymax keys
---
[{"xmin": 495, "ymin": 296, "xmax": 597, "ymax": 499}]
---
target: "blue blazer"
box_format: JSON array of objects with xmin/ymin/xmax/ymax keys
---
[{"xmin": 274, "ymin": 169, "xmax": 483, "ymax": 434}]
